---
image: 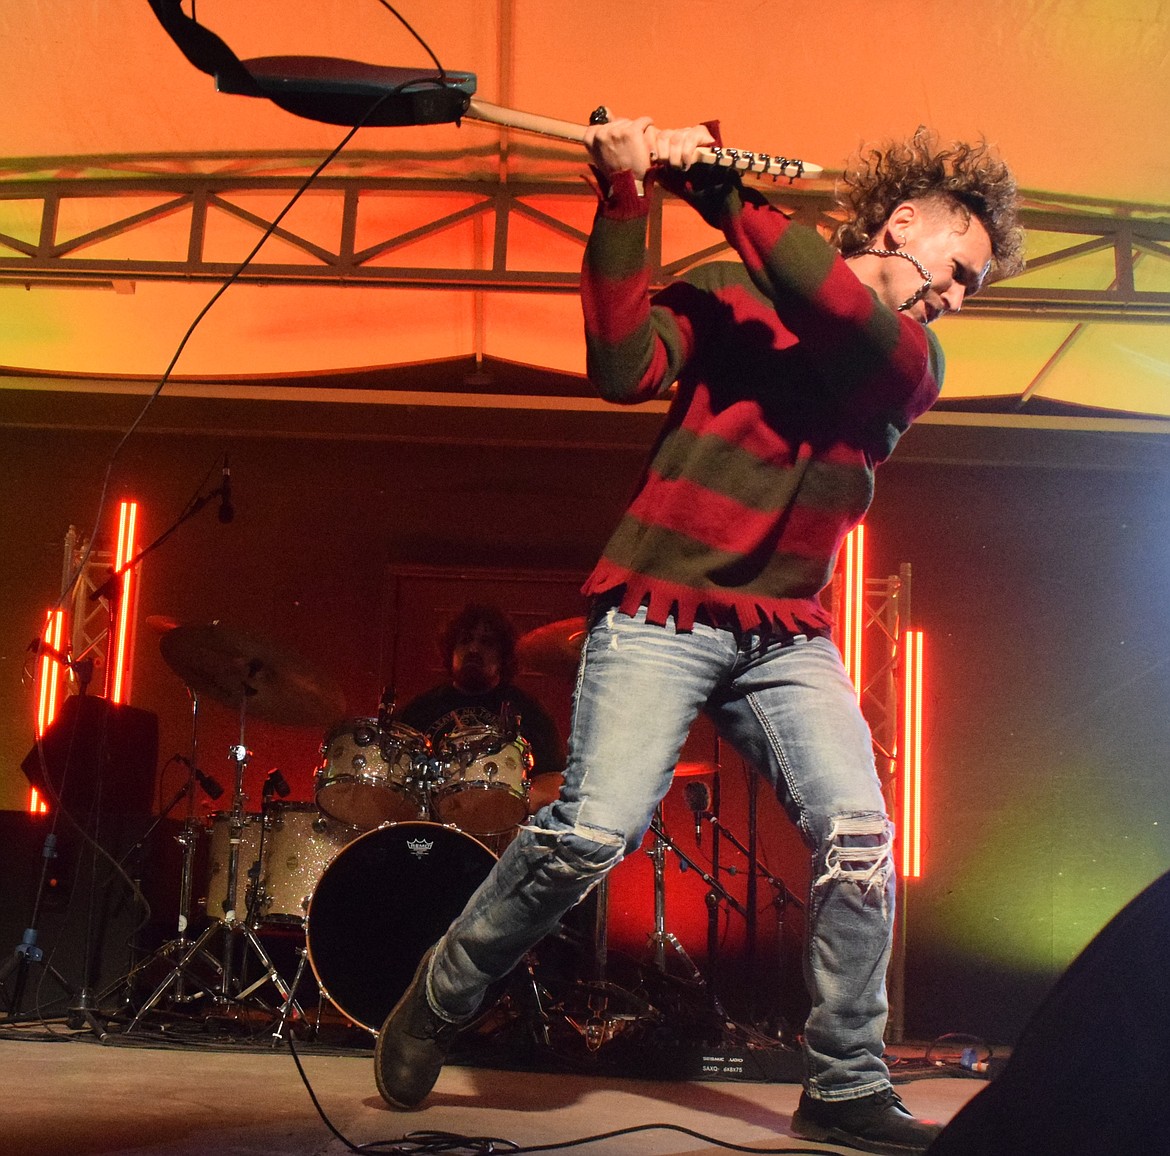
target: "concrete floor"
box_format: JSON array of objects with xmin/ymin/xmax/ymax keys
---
[{"xmin": 0, "ymin": 1024, "xmax": 989, "ymax": 1156}]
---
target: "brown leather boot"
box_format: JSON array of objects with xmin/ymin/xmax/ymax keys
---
[{"xmin": 374, "ymin": 947, "xmax": 460, "ymax": 1110}]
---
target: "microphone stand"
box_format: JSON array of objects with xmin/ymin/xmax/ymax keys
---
[
  {"xmin": 88, "ymin": 481, "xmax": 228, "ymax": 605},
  {"xmin": 101, "ymin": 767, "xmax": 202, "ymax": 1013},
  {"xmin": 0, "ymin": 656, "xmax": 109, "ymax": 1033},
  {"xmin": 703, "ymin": 790, "xmax": 804, "ymax": 1038},
  {"xmin": 102, "ymin": 745, "xmax": 226, "ymax": 1019}
]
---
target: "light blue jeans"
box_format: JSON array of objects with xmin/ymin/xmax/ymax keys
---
[{"xmin": 427, "ymin": 602, "xmax": 896, "ymax": 1100}]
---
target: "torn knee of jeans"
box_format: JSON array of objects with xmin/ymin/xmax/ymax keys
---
[
  {"xmin": 812, "ymin": 812, "xmax": 893, "ymax": 893},
  {"xmin": 524, "ymin": 819, "xmax": 626, "ymax": 878}
]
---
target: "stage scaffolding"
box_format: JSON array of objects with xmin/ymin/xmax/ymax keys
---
[{"xmin": 831, "ymin": 559, "xmax": 915, "ymax": 1043}]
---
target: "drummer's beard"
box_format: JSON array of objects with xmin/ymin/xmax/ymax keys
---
[{"xmin": 453, "ymin": 656, "xmax": 497, "ymax": 695}]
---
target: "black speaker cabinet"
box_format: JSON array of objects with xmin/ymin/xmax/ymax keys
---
[
  {"xmin": 20, "ymin": 695, "xmax": 158, "ymax": 817},
  {"xmin": 4, "ymin": 698, "xmax": 165, "ymax": 1018},
  {"xmin": 928, "ymin": 868, "xmax": 1170, "ymax": 1154}
]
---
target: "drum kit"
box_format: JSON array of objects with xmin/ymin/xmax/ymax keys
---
[
  {"xmin": 121, "ymin": 616, "xmax": 798, "ymax": 1055},
  {"xmin": 124, "ymin": 619, "xmax": 541, "ymax": 1039}
]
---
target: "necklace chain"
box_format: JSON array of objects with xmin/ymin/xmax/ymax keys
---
[{"xmin": 863, "ymin": 248, "xmax": 934, "ymax": 313}]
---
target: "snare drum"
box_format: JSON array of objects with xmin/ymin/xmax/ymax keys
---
[
  {"xmin": 261, "ymin": 802, "xmax": 354, "ymax": 925},
  {"xmin": 305, "ymin": 822, "xmax": 496, "ymax": 1032},
  {"xmin": 315, "ymin": 718, "xmax": 427, "ymax": 829},
  {"xmin": 204, "ymin": 811, "xmax": 267, "ymax": 923},
  {"xmin": 431, "ymin": 723, "xmax": 533, "ymax": 835}
]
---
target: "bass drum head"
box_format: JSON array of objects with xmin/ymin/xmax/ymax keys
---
[{"xmin": 305, "ymin": 821, "xmax": 496, "ymax": 1033}]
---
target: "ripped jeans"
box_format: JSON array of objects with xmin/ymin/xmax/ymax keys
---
[{"xmin": 427, "ymin": 602, "xmax": 895, "ymax": 1100}]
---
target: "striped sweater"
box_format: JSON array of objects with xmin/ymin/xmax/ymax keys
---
[{"xmin": 580, "ymin": 169, "xmax": 943, "ymax": 634}]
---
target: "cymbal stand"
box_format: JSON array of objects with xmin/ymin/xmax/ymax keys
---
[
  {"xmin": 554, "ymin": 875, "xmax": 666, "ymax": 1053},
  {"xmin": 108, "ymin": 690, "xmax": 221, "ymax": 1018},
  {"xmin": 100, "ymin": 769, "xmax": 210, "ymax": 1014},
  {"xmin": 126, "ymin": 694, "xmax": 302, "ymax": 1034},
  {"xmin": 172, "ymin": 689, "xmax": 204, "ymax": 1002}
]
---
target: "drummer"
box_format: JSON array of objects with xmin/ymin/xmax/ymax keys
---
[{"xmin": 399, "ymin": 602, "xmax": 566, "ymax": 810}]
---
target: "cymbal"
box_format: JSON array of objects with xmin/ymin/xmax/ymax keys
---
[
  {"xmin": 674, "ymin": 761, "xmax": 717, "ymax": 778},
  {"xmin": 516, "ymin": 616, "xmax": 587, "ymax": 676},
  {"xmin": 146, "ymin": 614, "xmax": 182, "ymax": 634},
  {"xmin": 159, "ymin": 622, "xmax": 346, "ymax": 728}
]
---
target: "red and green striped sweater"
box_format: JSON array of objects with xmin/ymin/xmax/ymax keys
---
[{"xmin": 580, "ymin": 169, "xmax": 943, "ymax": 634}]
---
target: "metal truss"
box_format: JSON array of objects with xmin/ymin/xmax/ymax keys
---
[
  {"xmin": 831, "ymin": 561, "xmax": 914, "ymax": 1042},
  {"xmin": 830, "ymin": 563, "xmax": 912, "ymax": 791},
  {"xmin": 1, "ymin": 156, "xmax": 1169, "ymax": 322},
  {"xmin": 61, "ymin": 526, "xmax": 115, "ymax": 698}
]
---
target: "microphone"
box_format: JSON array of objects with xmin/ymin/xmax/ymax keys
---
[
  {"xmin": 264, "ymin": 767, "xmax": 291, "ymax": 798},
  {"xmin": 377, "ymin": 684, "xmax": 396, "ymax": 729},
  {"xmin": 176, "ymin": 754, "xmax": 224, "ymax": 800},
  {"xmin": 217, "ymin": 454, "xmax": 235, "ymax": 523},
  {"xmin": 683, "ymin": 780, "xmax": 709, "ymax": 848}
]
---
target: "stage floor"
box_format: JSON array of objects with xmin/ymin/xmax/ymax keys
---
[{"xmin": 0, "ymin": 1024, "xmax": 991, "ymax": 1156}]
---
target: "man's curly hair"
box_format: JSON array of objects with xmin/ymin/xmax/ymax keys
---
[{"xmin": 835, "ymin": 129, "xmax": 1025, "ymax": 281}]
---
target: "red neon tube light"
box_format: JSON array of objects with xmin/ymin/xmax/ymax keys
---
[
  {"xmin": 900, "ymin": 629, "xmax": 924, "ymax": 879},
  {"xmin": 32, "ymin": 607, "xmax": 65, "ymax": 813},
  {"xmin": 840, "ymin": 524, "xmax": 865, "ymax": 702},
  {"xmin": 110, "ymin": 500, "xmax": 139, "ymax": 704},
  {"xmin": 35, "ymin": 608, "xmax": 66, "ymax": 737}
]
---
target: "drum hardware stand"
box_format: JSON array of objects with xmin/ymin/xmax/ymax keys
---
[
  {"xmin": 100, "ymin": 766, "xmax": 205, "ymax": 1014},
  {"xmin": 699, "ymin": 764, "xmax": 804, "ymax": 1038},
  {"xmin": 243, "ymin": 767, "xmax": 290, "ymax": 929},
  {"xmin": 0, "ymin": 830, "xmax": 77, "ymax": 1024},
  {"xmin": 519, "ymin": 953, "xmax": 555, "ymax": 1048},
  {"xmin": 126, "ymin": 697, "xmax": 301, "ymax": 1034},
  {"xmin": 101, "ymin": 689, "xmax": 226, "ymax": 1020},
  {"xmin": 271, "ymin": 945, "xmax": 320, "ymax": 1044},
  {"xmin": 99, "ymin": 754, "xmax": 228, "ymax": 1017},
  {"xmin": 530, "ymin": 873, "xmax": 672, "ymax": 1056},
  {"xmin": 563, "ymin": 982, "xmax": 659, "ymax": 1053},
  {"xmin": 646, "ymin": 804, "xmax": 745, "ymax": 991}
]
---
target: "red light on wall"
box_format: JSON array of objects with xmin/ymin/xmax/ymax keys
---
[
  {"xmin": 840, "ymin": 524, "xmax": 865, "ymax": 702},
  {"xmin": 109, "ymin": 499, "xmax": 139, "ymax": 704},
  {"xmin": 28, "ymin": 786, "xmax": 49, "ymax": 815},
  {"xmin": 900, "ymin": 629, "xmax": 925, "ymax": 879}
]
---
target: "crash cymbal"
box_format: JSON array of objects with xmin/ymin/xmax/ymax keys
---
[
  {"xmin": 159, "ymin": 622, "xmax": 346, "ymax": 728},
  {"xmin": 146, "ymin": 614, "xmax": 182, "ymax": 634},
  {"xmin": 674, "ymin": 761, "xmax": 717, "ymax": 778},
  {"xmin": 516, "ymin": 616, "xmax": 587, "ymax": 677}
]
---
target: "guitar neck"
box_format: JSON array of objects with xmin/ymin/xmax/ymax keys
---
[{"xmin": 465, "ymin": 99, "xmax": 822, "ymax": 181}]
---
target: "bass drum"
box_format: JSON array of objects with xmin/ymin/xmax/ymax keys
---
[{"xmin": 305, "ymin": 822, "xmax": 496, "ymax": 1033}]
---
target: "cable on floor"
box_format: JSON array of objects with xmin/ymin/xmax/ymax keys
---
[{"xmin": 286, "ymin": 1035, "xmax": 843, "ymax": 1155}]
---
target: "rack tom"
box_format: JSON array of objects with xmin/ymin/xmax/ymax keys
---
[{"xmin": 315, "ymin": 718, "xmax": 427, "ymax": 830}]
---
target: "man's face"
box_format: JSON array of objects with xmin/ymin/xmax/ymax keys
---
[
  {"xmin": 451, "ymin": 622, "xmax": 503, "ymax": 694},
  {"xmin": 884, "ymin": 201, "xmax": 994, "ymax": 326}
]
